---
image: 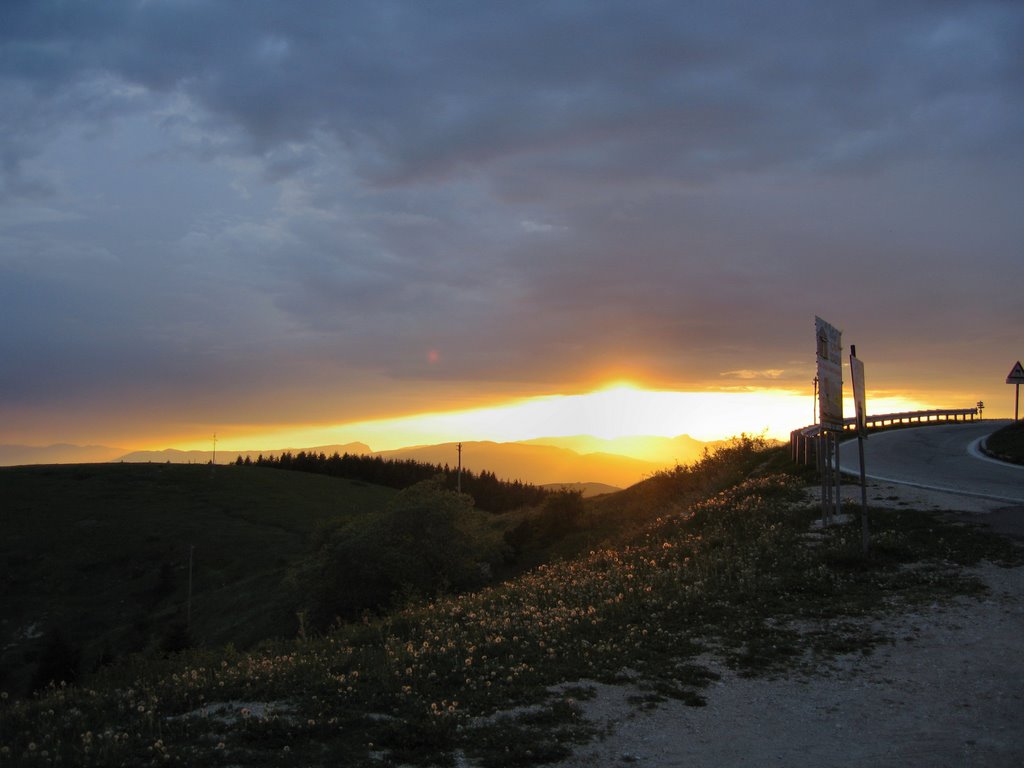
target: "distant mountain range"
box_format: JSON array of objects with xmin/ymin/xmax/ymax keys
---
[
  {"xmin": 0, "ymin": 443, "xmax": 128, "ymax": 465},
  {"xmin": 376, "ymin": 440, "xmax": 660, "ymax": 488},
  {"xmin": 520, "ymin": 434, "xmax": 724, "ymax": 466},
  {"xmin": 115, "ymin": 443, "xmax": 373, "ymax": 465},
  {"xmin": 0, "ymin": 435, "xmax": 717, "ymax": 488}
]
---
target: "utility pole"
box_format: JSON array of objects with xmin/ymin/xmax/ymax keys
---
[
  {"xmin": 212, "ymin": 433, "xmax": 217, "ymax": 465},
  {"xmin": 457, "ymin": 442, "xmax": 463, "ymax": 493},
  {"xmin": 812, "ymin": 375, "xmax": 818, "ymax": 424}
]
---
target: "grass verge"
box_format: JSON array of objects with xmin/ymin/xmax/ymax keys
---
[{"xmin": 984, "ymin": 420, "xmax": 1024, "ymax": 463}]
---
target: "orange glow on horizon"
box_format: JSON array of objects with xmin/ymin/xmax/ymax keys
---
[{"xmin": 180, "ymin": 384, "xmax": 939, "ymax": 459}]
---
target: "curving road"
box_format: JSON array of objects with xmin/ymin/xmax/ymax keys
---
[{"xmin": 838, "ymin": 420, "xmax": 1024, "ymax": 505}]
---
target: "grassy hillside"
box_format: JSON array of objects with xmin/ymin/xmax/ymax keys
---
[
  {"xmin": 0, "ymin": 463, "xmax": 396, "ymax": 696},
  {"xmin": 2, "ymin": 441, "xmax": 1018, "ymax": 766},
  {"xmin": 985, "ymin": 420, "xmax": 1024, "ymax": 463}
]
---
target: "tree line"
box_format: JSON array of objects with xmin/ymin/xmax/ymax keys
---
[{"xmin": 235, "ymin": 450, "xmax": 549, "ymax": 512}]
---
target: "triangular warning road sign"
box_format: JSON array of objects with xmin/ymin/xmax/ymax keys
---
[{"xmin": 1007, "ymin": 361, "xmax": 1024, "ymax": 384}]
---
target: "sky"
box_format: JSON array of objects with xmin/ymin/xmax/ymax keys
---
[{"xmin": 1, "ymin": 0, "xmax": 1022, "ymax": 452}]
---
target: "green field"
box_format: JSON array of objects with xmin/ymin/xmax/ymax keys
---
[{"xmin": 0, "ymin": 463, "xmax": 396, "ymax": 695}]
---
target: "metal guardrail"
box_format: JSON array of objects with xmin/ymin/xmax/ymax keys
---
[{"xmin": 790, "ymin": 407, "xmax": 979, "ymax": 465}]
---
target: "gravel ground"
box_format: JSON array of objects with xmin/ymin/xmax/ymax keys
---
[{"xmin": 556, "ymin": 482, "xmax": 1024, "ymax": 768}]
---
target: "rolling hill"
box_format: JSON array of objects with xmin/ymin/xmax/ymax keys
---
[
  {"xmin": 0, "ymin": 462, "xmax": 395, "ymax": 696},
  {"xmin": 0, "ymin": 443, "xmax": 126, "ymax": 465}
]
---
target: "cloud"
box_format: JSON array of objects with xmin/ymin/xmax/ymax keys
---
[
  {"xmin": 1, "ymin": 1, "xmax": 1022, "ymax": 441},
  {"xmin": 721, "ymin": 370, "xmax": 786, "ymax": 381}
]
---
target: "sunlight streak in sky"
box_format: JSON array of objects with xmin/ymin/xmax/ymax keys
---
[{"xmin": 207, "ymin": 385, "xmax": 937, "ymax": 455}]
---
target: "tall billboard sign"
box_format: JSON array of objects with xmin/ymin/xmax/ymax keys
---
[{"xmin": 815, "ymin": 316, "xmax": 843, "ymax": 430}]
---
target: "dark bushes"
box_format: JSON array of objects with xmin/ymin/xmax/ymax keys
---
[{"xmin": 299, "ymin": 478, "xmax": 507, "ymax": 629}]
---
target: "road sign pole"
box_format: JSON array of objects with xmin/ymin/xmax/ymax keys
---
[
  {"xmin": 818, "ymin": 432, "xmax": 827, "ymax": 521},
  {"xmin": 833, "ymin": 435, "xmax": 842, "ymax": 522},
  {"xmin": 858, "ymin": 433, "xmax": 869, "ymax": 554},
  {"xmin": 850, "ymin": 346, "xmax": 870, "ymax": 555},
  {"xmin": 1007, "ymin": 361, "xmax": 1024, "ymax": 420}
]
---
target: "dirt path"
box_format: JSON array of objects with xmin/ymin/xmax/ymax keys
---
[{"xmin": 557, "ymin": 485, "xmax": 1024, "ymax": 768}]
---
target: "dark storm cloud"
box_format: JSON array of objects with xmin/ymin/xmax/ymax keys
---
[
  {"xmin": 6, "ymin": 1, "xmax": 1019, "ymax": 179},
  {"xmin": 1, "ymin": 0, "xmax": 1022, "ymax": 436}
]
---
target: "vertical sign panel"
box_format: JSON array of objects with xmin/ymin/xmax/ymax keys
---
[{"xmin": 815, "ymin": 316, "xmax": 843, "ymax": 429}]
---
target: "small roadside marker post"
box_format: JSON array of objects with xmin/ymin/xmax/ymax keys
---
[{"xmin": 1008, "ymin": 361, "xmax": 1024, "ymax": 421}]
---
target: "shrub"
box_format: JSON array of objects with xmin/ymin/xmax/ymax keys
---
[
  {"xmin": 300, "ymin": 478, "xmax": 506, "ymax": 628},
  {"xmin": 30, "ymin": 629, "xmax": 81, "ymax": 691},
  {"xmin": 504, "ymin": 489, "xmax": 586, "ymax": 560}
]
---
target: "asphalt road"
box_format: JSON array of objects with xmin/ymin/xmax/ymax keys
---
[{"xmin": 838, "ymin": 420, "xmax": 1024, "ymax": 505}]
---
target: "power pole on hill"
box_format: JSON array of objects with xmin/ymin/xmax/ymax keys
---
[
  {"xmin": 457, "ymin": 442, "xmax": 463, "ymax": 493},
  {"xmin": 212, "ymin": 433, "xmax": 217, "ymax": 465}
]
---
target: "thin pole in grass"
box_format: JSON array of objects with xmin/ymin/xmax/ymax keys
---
[
  {"xmin": 818, "ymin": 430, "xmax": 828, "ymax": 524},
  {"xmin": 822, "ymin": 431, "xmax": 833, "ymax": 526},
  {"xmin": 833, "ymin": 431, "xmax": 842, "ymax": 522}
]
